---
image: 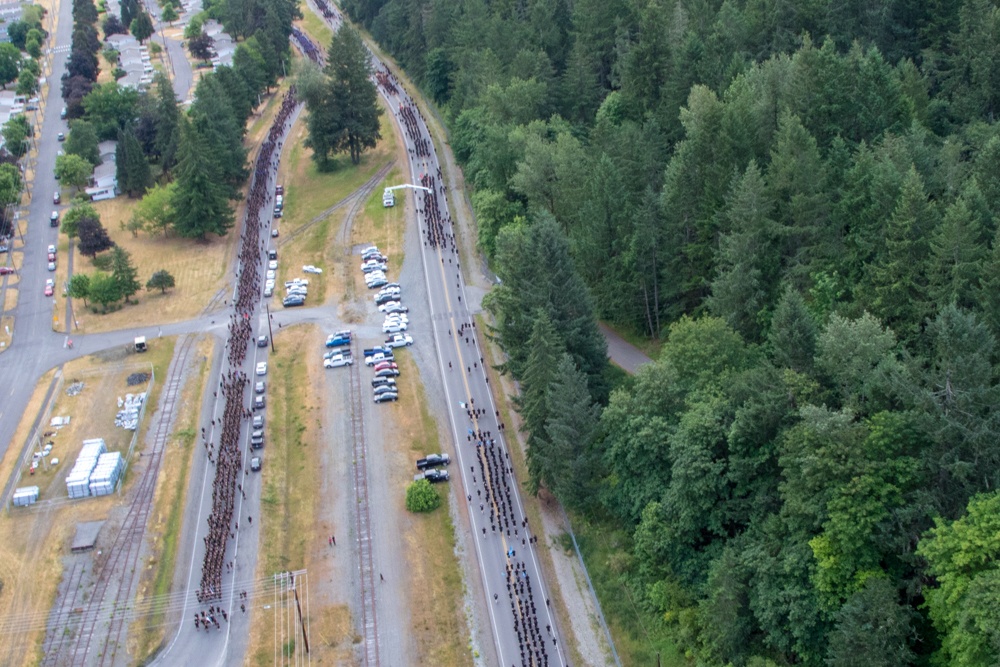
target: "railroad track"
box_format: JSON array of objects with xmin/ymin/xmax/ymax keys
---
[
  {"xmin": 54, "ymin": 335, "xmax": 196, "ymax": 667},
  {"xmin": 347, "ymin": 345, "xmax": 380, "ymax": 666}
]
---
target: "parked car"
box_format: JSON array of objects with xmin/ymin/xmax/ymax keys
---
[
  {"xmin": 252, "ymin": 414, "xmax": 264, "ymax": 429},
  {"xmin": 375, "ymin": 292, "xmax": 400, "ymax": 306},
  {"xmin": 374, "ymin": 367, "xmax": 400, "ymax": 378},
  {"xmin": 57, "ymin": 132, "xmax": 65, "ymax": 142},
  {"xmin": 47, "ymin": 245, "xmax": 56, "ymax": 254},
  {"xmin": 50, "ymin": 211, "xmax": 59, "ymax": 227},
  {"xmin": 372, "ymin": 361, "xmax": 398, "ymax": 373},
  {"xmin": 0, "ymin": 266, "xmax": 13, "ymax": 275},
  {"xmin": 283, "ymin": 295, "xmax": 306, "ymax": 307},
  {"xmin": 271, "ymin": 228, "xmax": 279, "ymax": 237},
  {"xmin": 43, "ymin": 281, "xmax": 54, "ymax": 296},
  {"xmin": 373, "ymin": 384, "xmax": 396, "ymax": 396},
  {"xmin": 414, "ymin": 468, "xmax": 449, "ymax": 483},
  {"xmin": 382, "ymin": 321, "xmax": 408, "ymax": 333},
  {"xmin": 268, "ymin": 260, "xmax": 278, "ymax": 270},
  {"xmin": 371, "ymin": 376, "xmax": 397, "ymax": 389},
  {"xmin": 416, "ymin": 453, "xmax": 451, "ymax": 470},
  {"xmin": 303, "ymin": 265, "xmax": 323, "ymax": 274},
  {"xmin": 47, "ymin": 261, "xmax": 56, "ymax": 271},
  {"xmin": 255, "ymin": 381, "xmax": 266, "ymax": 394},
  {"xmin": 251, "ymin": 430, "xmax": 264, "ymax": 448},
  {"xmin": 365, "ymin": 352, "xmax": 393, "ymax": 366},
  {"xmin": 374, "ymin": 391, "xmax": 399, "ymax": 404},
  {"xmin": 53, "ymin": 191, "xmax": 60, "ymax": 205},
  {"xmin": 384, "ymin": 334, "xmax": 413, "ymax": 348},
  {"xmin": 325, "ymin": 331, "xmax": 352, "ymax": 348},
  {"xmin": 250, "ymin": 456, "xmax": 262, "ymax": 471},
  {"xmin": 324, "ymin": 354, "xmax": 353, "ymax": 368},
  {"xmin": 256, "ymin": 361, "xmax": 268, "ymax": 376},
  {"xmin": 257, "ymin": 335, "xmax": 269, "ymax": 348},
  {"xmin": 367, "ymin": 277, "xmax": 388, "ymax": 289},
  {"xmin": 254, "ymin": 395, "xmax": 265, "ymax": 410}
]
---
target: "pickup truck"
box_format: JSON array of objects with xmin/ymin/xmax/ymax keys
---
[
  {"xmin": 416, "ymin": 453, "xmax": 450, "ymax": 470},
  {"xmin": 324, "ymin": 354, "xmax": 353, "ymax": 368},
  {"xmin": 325, "ymin": 332, "xmax": 352, "ymax": 348},
  {"xmin": 413, "ymin": 468, "xmax": 450, "ymax": 483},
  {"xmin": 365, "ymin": 352, "xmax": 394, "ymax": 366},
  {"xmin": 363, "ymin": 346, "xmax": 391, "ymax": 357},
  {"xmin": 384, "ymin": 334, "xmax": 413, "ymax": 348}
]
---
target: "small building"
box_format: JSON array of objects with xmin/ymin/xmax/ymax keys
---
[
  {"xmin": 0, "ymin": 3, "xmax": 26, "ymax": 43},
  {"xmin": 85, "ymin": 141, "xmax": 118, "ymax": 201}
]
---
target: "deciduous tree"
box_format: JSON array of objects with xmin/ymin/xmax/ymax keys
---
[{"xmin": 146, "ymin": 269, "xmax": 175, "ymax": 293}]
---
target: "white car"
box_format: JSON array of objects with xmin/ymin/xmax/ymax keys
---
[
  {"xmin": 256, "ymin": 361, "xmax": 268, "ymax": 376},
  {"xmin": 384, "ymin": 304, "xmax": 409, "ymax": 315},
  {"xmin": 263, "ymin": 286, "xmax": 274, "ymax": 297},
  {"xmin": 364, "ymin": 352, "xmax": 391, "ymax": 366},
  {"xmin": 285, "ymin": 279, "xmax": 309, "ymax": 288},
  {"xmin": 378, "ymin": 301, "xmax": 403, "ymax": 313},
  {"xmin": 47, "ymin": 244, "xmax": 56, "ymax": 254},
  {"xmin": 265, "ymin": 279, "xmax": 276, "ymax": 289},
  {"xmin": 303, "ymin": 265, "xmax": 323, "ymax": 274},
  {"xmin": 266, "ymin": 269, "xmax": 276, "ymax": 280},
  {"xmin": 365, "ymin": 269, "xmax": 386, "ymax": 280},
  {"xmin": 384, "ymin": 334, "xmax": 413, "ymax": 348},
  {"xmin": 268, "ymin": 260, "xmax": 278, "ymax": 270},
  {"xmin": 383, "ymin": 314, "xmax": 409, "ymax": 324},
  {"xmin": 382, "ymin": 321, "xmax": 408, "ymax": 333}
]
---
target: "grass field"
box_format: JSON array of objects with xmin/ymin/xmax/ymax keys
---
[
  {"xmin": 246, "ymin": 324, "xmax": 356, "ymax": 665},
  {"xmin": 272, "ymin": 111, "xmax": 395, "ymax": 313},
  {"xmin": 389, "ymin": 353, "xmax": 472, "ymax": 666},
  {"xmin": 62, "ymin": 197, "xmax": 234, "ymax": 334},
  {"xmin": 130, "ymin": 335, "xmax": 214, "ymax": 660}
]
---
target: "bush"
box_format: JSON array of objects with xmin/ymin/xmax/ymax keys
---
[
  {"xmin": 91, "ymin": 252, "xmax": 113, "ymax": 270},
  {"xmin": 405, "ymin": 479, "xmax": 441, "ymax": 513}
]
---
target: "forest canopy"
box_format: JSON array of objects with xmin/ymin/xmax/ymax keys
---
[{"xmin": 342, "ymin": 0, "xmax": 1000, "ymax": 664}]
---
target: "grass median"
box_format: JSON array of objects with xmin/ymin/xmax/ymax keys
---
[
  {"xmin": 391, "ymin": 353, "xmax": 472, "ymax": 666},
  {"xmin": 246, "ymin": 324, "xmax": 354, "ymax": 664}
]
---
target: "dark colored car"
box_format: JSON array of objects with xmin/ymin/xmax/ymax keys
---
[
  {"xmin": 373, "ymin": 391, "xmax": 399, "ymax": 403},
  {"xmin": 257, "ymin": 335, "xmax": 269, "ymax": 347}
]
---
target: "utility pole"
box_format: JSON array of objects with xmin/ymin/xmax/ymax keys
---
[
  {"xmin": 266, "ymin": 303, "xmax": 275, "ymax": 353},
  {"xmin": 292, "ymin": 581, "xmax": 310, "ymax": 654}
]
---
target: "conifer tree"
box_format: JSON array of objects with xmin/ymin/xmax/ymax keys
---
[
  {"xmin": 170, "ymin": 119, "xmax": 234, "ymax": 239},
  {"xmin": 116, "ymin": 128, "xmax": 151, "ymax": 198},
  {"xmin": 109, "ymin": 245, "xmax": 141, "ymax": 302}
]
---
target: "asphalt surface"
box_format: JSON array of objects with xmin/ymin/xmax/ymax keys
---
[
  {"xmin": 374, "ymin": 60, "xmax": 569, "ymax": 667},
  {"xmin": 598, "ymin": 323, "xmax": 653, "ymax": 374}
]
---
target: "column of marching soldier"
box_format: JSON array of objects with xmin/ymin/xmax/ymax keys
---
[{"xmin": 193, "ymin": 88, "xmax": 300, "ymax": 624}]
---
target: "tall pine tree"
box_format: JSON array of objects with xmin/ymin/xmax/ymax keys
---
[
  {"xmin": 170, "ymin": 118, "xmax": 234, "ymax": 239},
  {"xmin": 116, "ymin": 127, "xmax": 151, "ymax": 198}
]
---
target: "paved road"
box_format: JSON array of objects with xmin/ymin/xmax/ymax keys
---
[
  {"xmin": 598, "ymin": 323, "xmax": 653, "ymax": 374},
  {"xmin": 0, "ymin": 0, "xmax": 75, "ymax": 462},
  {"xmin": 369, "ymin": 52, "xmax": 568, "ymax": 667}
]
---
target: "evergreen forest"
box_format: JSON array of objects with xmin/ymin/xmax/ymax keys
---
[{"xmin": 342, "ymin": 0, "xmax": 1000, "ymax": 664}]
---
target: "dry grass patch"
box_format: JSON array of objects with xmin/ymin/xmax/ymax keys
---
[
  {"xmin": 272, "ymin": 112, "xmax": 395, "ymax": 313},
  {"xmin": 246, "ymin": 324, "xmax": 357, "ymax": 664},
  {"xmin": 130, "ymin": 335, "xmax": 214, "ymax": 661},
  {"xmin": 68, "ymin": 197, "xmax": 234, "ymax": 333},
  {"xmin": 349, "ymin": 164, "xmax": 405, "ymax": 263},
  {"xmin": 384, "ymin": 353, "xmax": 472, "ymax": 666},
  {"xmin": 0, "ymin": 339, "xmax": 175, "ymax": 665},
  {"xmin": 4, "ymin": 286, "xmax": 17, "ymax": 312},
  {"xmin": 277, "ymin": 111, "xmax": 395, "ymax": 237}
]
